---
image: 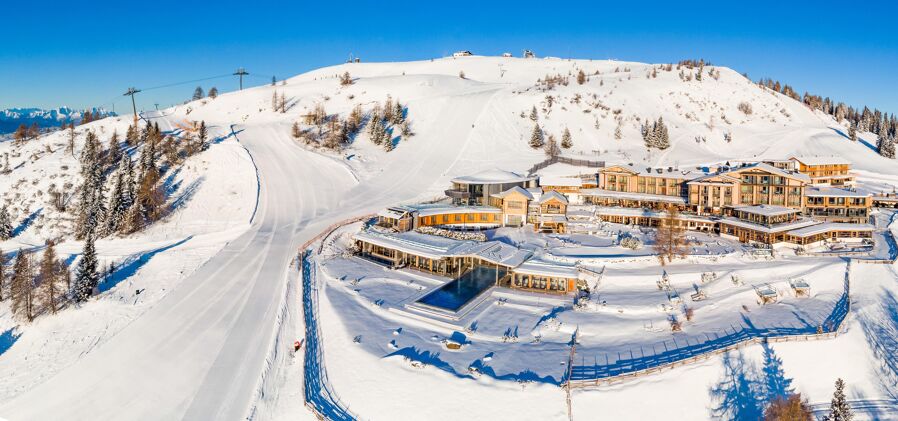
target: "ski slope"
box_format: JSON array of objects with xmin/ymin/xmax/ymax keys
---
[{"xmin": 1, "ymin": 55, "xmax": 897, "ymax": 420}]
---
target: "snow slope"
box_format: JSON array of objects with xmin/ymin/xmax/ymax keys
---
[{"xmin": 1, "ymin": 55, "xmax": 897, "ymax": 421}]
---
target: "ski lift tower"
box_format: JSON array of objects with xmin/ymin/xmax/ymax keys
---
[{"xmin": 234, "ymin": 67, "xmax": 250, "ymax": 91}]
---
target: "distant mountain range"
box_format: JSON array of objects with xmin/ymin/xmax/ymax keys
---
[{"xmin": 0, "ymin": 107, "xmax": 115, "ymax": 134}]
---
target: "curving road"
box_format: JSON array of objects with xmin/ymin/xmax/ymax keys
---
[{"xmin": 0, "ymin": 86, "xmax": 499, "ymax": 420}]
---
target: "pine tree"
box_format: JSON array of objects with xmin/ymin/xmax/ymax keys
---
[
  {"xmin": 208, "ymin": 87, "xmax": 219, "ymax": 99},
  {"xmin": 107, "ymin": 130, "xmax": 122, "ymax": 169},
  {"xmin": 614, "ymin": 123, "xmax": 622, "ymax": 140},
  {"xmin": 0, "ymin": 248, "xmax": 5, "ymax": 301},
  {"xmin": 105, "ymin": 167, "xmax": 128, "ymax": 235},
  {"xmin": 125, "ymin": 124, "xmax": 137, "ymax": 147},
  {"xmin": 10, "ymin": 249, "xmax": 35, "ymax": 321},
  {"xmin": 196, "ymin": 120, "xmax": 208, "ymax": 151},
  {"xmin": 76, "ymin": 131, "xmax": 105, "ymax": 239},
  {"xmin": 529, "ymin": 124, "xmax": 545, "ymax": 149},
  {"xmin": 848, "ymin": 123, "xmax": 857, "ymax": 141},
  {"xmin": 391, "ymin": 100, "xmax": 404, "ymax": 125},
  {"xmin": 655, "ymin": 117, "xmax": 670, "ymax": 149},
  {"xmin": 339, "ymin": 72, "xmax": 353, "ymax": 86},
  {"xmin": 383, "ymin": 97, "xmax": 394, "ymax": 123},
  {"xmin": 291, "ymin": 122, "xmax": 302, "ymax": 140},
  {"xmin": 823, "ymin": 378, "xmax": 852, "ymax": 421},
  {"xmin": 0, "ymin": 205, "xmax": 12, "ymax": 240},
  {"xmin": 764, "ymin": 394, "xmax": 812, "ymax": 421},
  {"xmin": 877, "ymin": 135, "xmax": 895, "ymax": 159},
  {"xmin": 400, "ymin": 120, "xmax": 413, "ymax": 137},
  {"xmin": 529, "ymin": 106, "xmax": 539, "ymax": 122},
  {"xmin": 383, "ymin": 132, "xmax": 394, "ymax": 152},
  {"xmin": 73, "ymin": 234, "xmax": 99, "ymax": 302},
  {"xmin": 370, "ymin": 119, "xmax": 386, "ymax": 145},
  {"xmin": 576, "ymin": 70, "xmax": 586, "ymax": 85},
  {"xmin": 39, "ymin": 240, "xmax": 62, "ymax": 314},
  {"xmin": 192, "ymin": 86, "xmax": 204, "ymax": 101},
  {"xmin": 544, "ymin": 134, "xmax": 560, "ymax": 158},
  {"xmin": 67, "ymin": 124, "xmax": 76, "ymax": 154},
  {"xmin": 561, "ymin": 127, "xmax": 573, "ymax": 149}
]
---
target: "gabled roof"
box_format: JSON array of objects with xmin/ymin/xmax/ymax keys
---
[
  {"xmin": 538, "ymin": 190, "xmax": 568, "ymax": 205},
  {"xmin": 804, "ymin": 185, "xmax": 871, "ymax": 198},
  {"xmin": 491, "ymin": 186, "xmax": 534, "ymax": 200},
  {"xmin": 722, "ymin": 162, "xmax": 811, "ymax": 183},
  {"xmin": 790, "ymin": 156, "xmax": 850, "ymax": 167},
  {"xmin": 687, "ymin": 173, "xmax": 741, "ymax": 184},
  {"xmin": 732, "ymin": 204, "xmax": 799, "ymax": 217}
]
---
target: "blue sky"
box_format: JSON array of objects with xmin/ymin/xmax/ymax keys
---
[{"xmin": 2, "ymin": 1, "xmax": 896, "ymax": 114}]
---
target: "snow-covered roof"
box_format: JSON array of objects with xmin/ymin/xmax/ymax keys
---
[
  {"xmin": 718, "ymin": 217, "xmax": 819, "ymax": 234},
  {"xmin": 790, "ymin": 156, "xmax": 850, "ymax": 166},
  {"xmin": 804, "ymin": 186, "xmax": 870, "ymax": 198},
  {"xmin": 514, "ymin": 258, "xmax": 579, "ymax": 278},
  {"xmin": 787, "ymin": 223, "xmax": 874, "ymax": 238},
  {"xmin": 604, "ymin": 163, "xmax": 706, "ymax": 179},
  {"xmin": 377, "ymin": 207, "xmax": 412, "ymax": 219},
  {"xmin": 490, "ymin": 186, "xmax": 534, "ymax": 200},
  {"xmin": 538, "ymin": 190, "xmax": 568, "ymax": 205},
  {"xmin": 724, "ymin": 162, "xmax": 811, "ymax": 183},
  {"xmin": 580, "ymin": 188, "xmax": 687, "ymax": 204},
  {"xmin": 538, "ymin": 175, "xmax": 584, "ymax": 187},
  {"xmin": 537, "ymin": 214, "xmax": 568, "ymax": 223},
  {"xmin": 451, "ymin": 168, "xmax": 536, "ymax": 185},
  {"xmin": 732, "ymin": 204, "xmax": 799, "ymax": 217},
  {"xmin": 353, "ymin": 229, "xmax": 531, "ymax": 267}
]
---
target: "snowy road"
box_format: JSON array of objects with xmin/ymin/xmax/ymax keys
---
[{"xmin": 0, "ymin": 86, "xmax": 499, "ymax": 420}]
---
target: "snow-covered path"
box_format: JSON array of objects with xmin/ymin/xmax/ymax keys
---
[
  {"xmin": 0, "ymin": 81, "xmax": 499, "ymax": 419},
  {"xmin": 0, "ymin": 121, "xmax": 358, "ymax": 420}
]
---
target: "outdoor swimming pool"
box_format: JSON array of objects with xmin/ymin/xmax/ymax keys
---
[{"xmin": 416, "ymin": 266, "xmax": 500, "ymax": 312}]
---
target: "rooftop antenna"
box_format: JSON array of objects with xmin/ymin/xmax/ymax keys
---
[
  {"xmin": 234, "ymin": 67, "xmax": 249, "ymax": 90},
  {"xmin": 123, "ymin": 87, "xmax": 141, "ymax": 123}
]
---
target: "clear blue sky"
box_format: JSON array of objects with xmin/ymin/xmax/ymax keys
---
[{"xmin": 2, "ymin": 0, "xmax": 896, "ymax": 114}]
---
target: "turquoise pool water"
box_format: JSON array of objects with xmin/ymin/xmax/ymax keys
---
[{"xmin": 416, "ymin": 266, "xmax": 499, "ymax": 312}]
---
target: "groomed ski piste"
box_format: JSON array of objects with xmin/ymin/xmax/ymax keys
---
[{"xmin": 1, "ymin": 56, "xmax": 898, "ymax": 420}]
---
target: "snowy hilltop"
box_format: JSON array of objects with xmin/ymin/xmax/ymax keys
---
[{"xmin": 0, "ymin": 55, "xmax": 896, "ymax": 421}]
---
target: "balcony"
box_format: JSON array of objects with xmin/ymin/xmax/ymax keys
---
[{"xmin": 444, "ymin": 189, "xmax": 472, "ymax": 199}]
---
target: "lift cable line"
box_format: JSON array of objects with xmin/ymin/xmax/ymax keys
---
[{"xmin": 234, "ymin": 67, "xmax": 250, "ymax": 90}]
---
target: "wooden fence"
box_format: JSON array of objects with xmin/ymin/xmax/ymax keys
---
[{"xmin": 527, "ymin": 156, "xmax": 605, "ymax": 175}]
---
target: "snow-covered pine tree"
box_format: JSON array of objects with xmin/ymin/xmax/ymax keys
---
[
  {"xmin": 105, "ymin": 168, "xmax": 127, "ymax": 235},
  {"xmin": 848, "ymin": 123, "xmax": 857, "ymax": 141},
  {"xmin": 529, "ymin": 106, "xmax": 539, "ymax": 122},
  {"xmin": 107, "ymin": 130, "xmax": 122, "ymax": 170},
  {"xmin": 391, "ymin": 100, "xmax": 404, "ymax": 125},
  {"xmin": 614, "ymin": 123, "xmax": 622, "ymax": 140},
  {"xmin": 576, "ymin": 70, "xmax": 586, "ymax": 85},
  {"xmin": 192, "ymin": 86, "xmax": 204, "ymax": 101},
  {"xmin": 125, "ymin": 124, "xmax": 137, "ymax": 147},
  {"xmin": 208, "ymin": 87, "xmax": 218, "ymax": 99},
  {"xmin": 371, "ymin": 119, "xmax": 386, "ymax": 145},
  {"xmin": 39, "ymin": 240, "xmax": 62, "ymax": 314},
  {"xmin": 529, "ymin": 124, "xmax": 545, "ymax": 149},
  {"xmin": 339, "ymin": 72, "xmax": 353, "ymax": 86},
  {"xmin": 76, "ymin": 131, "xmax": 105, "ymax": 239},
  {"xmin": 383, "ymin": 132, "xmax": 394, "ymax": 152},
  {"xmin": 10, "ymin": 249, "xmax": 35, "ymax": 321},
  {"xmin": 73, "ymin": 234, "xmax": 99, "ymax": 303},
  {"xmin": 0, "ymin": 205, "xmax": 12, "ymax": 240},
  {"xmin": 291, "ymin": 122, "xmax": 302, "ymax": 139},
  {"xmin": 400, "ymin": 120, "xmax": 413, "ymax": 137},
  {"xmin": 655, "ymin": 117, "xmax": 670, "ymax": 149},
  {"xmin": 383, "ymin": 97, "xmax": 394, "ymax": 123},
  {"xmin": 0, "ymin": 248, "xmax": 5, "ymax": 301},
  {"xmin": 823, "ymin": 378, "xmax": 853, "ymax": 421},
  {"xmin": 561, "ymin": 127, "xmax": 573, "ymax": 149},
  {"xmin": 643, "ymin": 120, "xmax": 658, "ymax": 148},
  {"xmin": 544, "ymin": 134, "xmax": 560, "ymax": 158},
  {"xmin": 877, "ymin": 135, "xmax": 895, "ymax": 159}
]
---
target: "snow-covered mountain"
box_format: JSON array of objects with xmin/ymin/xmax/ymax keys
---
[
  {"xmin": 1, "ymin": 56, "xmax": 897, "ymax": 421},
  {"xmin": 0, "ymin": 107, "xmax": 114, "ymax": 133}
]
